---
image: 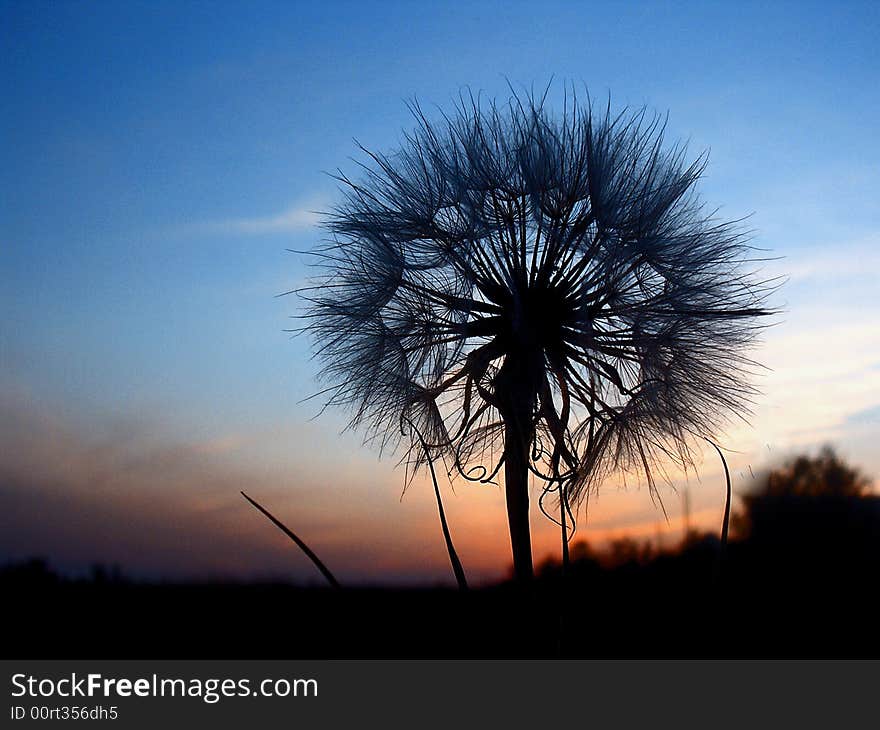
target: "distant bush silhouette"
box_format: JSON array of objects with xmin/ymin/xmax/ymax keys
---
[
  {"xmin": 537, "ymin": 448, "xmax": 878, "ymax": 575},
  {"xmin": 746, "ymin": 445, "xmax": 870, "ymax": 500},
  {"xmin": 733, "ymin": 447, "xmax": 879, "ymax": 580},
  {"xmin": 299, "ymin": 85, "xmax": 776, "ymax": 581}
]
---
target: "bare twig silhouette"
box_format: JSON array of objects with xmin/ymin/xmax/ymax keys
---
[{"xmin": 241, "ymin": 491, "xmax": 341, "ymax": 589}]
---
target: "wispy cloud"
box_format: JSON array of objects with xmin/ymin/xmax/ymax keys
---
[
  {"xmin": 776, "ymin": 234, "xmax": 880, "ymax": 283},
  {"xmin": 0, "ymin": 392, "xmax": 371, "ymax": 582},
  {"xmin": 844, "ymin": 404, "xmax": 880, "ymax": 426},
  {"xmin": 184, "ymin": 200, "xmax": 325, "ymax": 237}
]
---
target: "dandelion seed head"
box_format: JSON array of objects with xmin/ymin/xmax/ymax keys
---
[{"xmin": 299, "ymin": 87, "xmax": 777, "ymax": 516}]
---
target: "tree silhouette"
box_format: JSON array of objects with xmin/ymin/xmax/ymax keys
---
[
  {"xmin": 751, "ymin": 445, "xmax": 871, "ymax": 499},
  {"xmin": 300, "ymin": 88, "xmax": 775, "ymax": 581},
  {"xmin": 734, "ymin": 446, "xmax": 876, "ymax": 544}
]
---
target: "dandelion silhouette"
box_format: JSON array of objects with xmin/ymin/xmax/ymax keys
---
[{"xmin": 298, "ymin": 87, "xmax": 776, "ymax": 581}]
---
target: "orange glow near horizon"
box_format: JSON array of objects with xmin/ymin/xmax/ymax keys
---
[{"xmin": 1, "ymin": 285, "xmax": 879, "ymax": 587}]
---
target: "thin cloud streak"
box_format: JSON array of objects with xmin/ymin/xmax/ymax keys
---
[
  {"xmin": 781, "ymin": 235, "xmax": 880, "ymax": 283},
  {"xmin": 185, "ymin": 200, "xmax": 325, "ymax": 237}
]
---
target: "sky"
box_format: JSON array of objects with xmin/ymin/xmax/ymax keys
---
[{"xmin": 2, "ymin": 0, "xmax": 879, "ymax": 585}]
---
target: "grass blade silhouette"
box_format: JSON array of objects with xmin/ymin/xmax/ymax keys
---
[
  {"xmin": 704, "ymin": 438, "xmax": 732, "ymax": 583},
  {"xmin": 241, "ymin": 491, "xmax": 341, "ymax": 589},
  {"xmin": 410, "ymin": 424, "xmax": 469, "ymax": 591}
]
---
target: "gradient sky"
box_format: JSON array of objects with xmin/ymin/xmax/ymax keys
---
[{"xmin": 2, "ymin": 0, "xmax": 879, "ymax": 585}]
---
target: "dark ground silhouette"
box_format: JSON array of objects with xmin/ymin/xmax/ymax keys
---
[
  {"xmin": 4, "ymin": 449, "xmax": 878, "ymax": 658},
  {"xmin": 5, "ymin": 519, "xmax": 877, "ymax": 658}
]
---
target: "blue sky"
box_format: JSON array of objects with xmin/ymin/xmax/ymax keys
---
[{"xmin": 2, "ymin": 1, "xmax": 878, "ymax": 583}]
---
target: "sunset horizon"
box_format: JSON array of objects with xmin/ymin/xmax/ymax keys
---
[{"xmin": 3, "ymin": 1, "xmax": 878, "ymax": 588}]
